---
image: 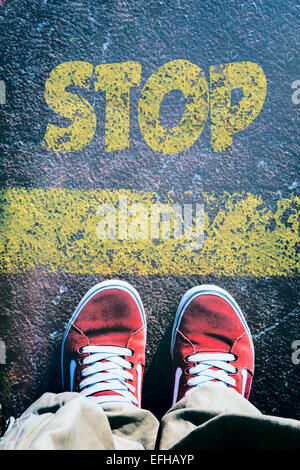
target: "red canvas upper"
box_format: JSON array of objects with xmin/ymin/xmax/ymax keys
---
[
  {"xmin": 171, "ymin": 286, "xmax": 254, "ymax": 404},
  {"xmin": 61, "ymin": 282, "xmax": 146, "ymax": 408}
]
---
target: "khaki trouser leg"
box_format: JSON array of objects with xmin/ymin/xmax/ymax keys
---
[
  {"xmin": 0, "ymin": 392, "xmax": 159, "ymax": 450},
  {"xmin": 158, "ymin": 382, "xmax": 300, "ymax": 450},
  {"xmin": 1, "ymin": 385, "xmax": 300, "ymax": 450}
]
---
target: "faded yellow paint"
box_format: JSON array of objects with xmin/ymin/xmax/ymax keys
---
[
  {"xmin": 42, "ymin": 60, "xmax": 267, "ymax": 153},
  {"xmin": 0, "ymin": 188, "xmax": 298, "ymax": 276},
  {"xmin": 42, "ymin": 61, "xmax": 96, "ymax": 152},
  {"xmin": 95, "ymin": 62, "xmax": 141, "ymax": 152},
  {"xmin": 138, "ymin": 59, "xmax": 209, "ymax": 154},
  {"xmin": 210, "ymin": 61, "xmax": 267, "ymax": 151}
]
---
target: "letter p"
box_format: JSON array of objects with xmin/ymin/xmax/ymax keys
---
[{"xmin": 210, "ymin": 61, "xmax": 267, "ymax": 151}]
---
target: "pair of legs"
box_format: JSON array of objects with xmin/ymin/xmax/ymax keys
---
[{"xmin": 1, "ymin": 280, "xmax": 300, "ymax": 450}]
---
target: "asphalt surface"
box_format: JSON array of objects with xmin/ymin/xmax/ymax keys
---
[{"xmin": 0, "ymin": 0, "xmax": 299, "ymax": 433}]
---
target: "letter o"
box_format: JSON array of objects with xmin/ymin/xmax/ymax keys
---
[{"xmin": 138, "ymin": 59, "xmax": 209, "ymax": 154}]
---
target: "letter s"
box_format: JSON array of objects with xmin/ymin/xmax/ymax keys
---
[{"xmin": 42, "ymin": 61, "xmax": 96, "ymax": 152}]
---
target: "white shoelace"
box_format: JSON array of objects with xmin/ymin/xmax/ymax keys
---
[
  {"xmin": 79, "ymin": 345, "xmax": 138, "ymax": 406},
  {"xmin": 185, "ymin": 352, "xmax": 237, "ymax": 395}
]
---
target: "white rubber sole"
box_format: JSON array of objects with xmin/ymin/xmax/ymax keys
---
[
  {"xmin": 170, "ymin": 284, "xmax": 254, "ymax": 360},
  {"xmin": 61, "ymin": 279, "xmax": 146, "ymax": 389}
]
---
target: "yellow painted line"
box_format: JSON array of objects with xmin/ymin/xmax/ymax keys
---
[{"xmin": 0, "ymin": 188, "xmax": 298, "ymax": 276}]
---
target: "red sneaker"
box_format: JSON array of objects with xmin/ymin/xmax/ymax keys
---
[
  {"xmin": 61, "ymin": 280, "xmax": 146, "ymax": 408},
  {"xmin": 171, "ymin": 285, "xmax": 254, "ymax": 406}
]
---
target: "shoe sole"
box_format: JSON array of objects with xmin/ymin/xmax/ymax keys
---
[
  {"xmin": 170, "ymin": 284, "xmax": 255, "ymax": 361},
  {"xmin": 61, "ymin": 279, "xmax": 146, "ymax": 390}
]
